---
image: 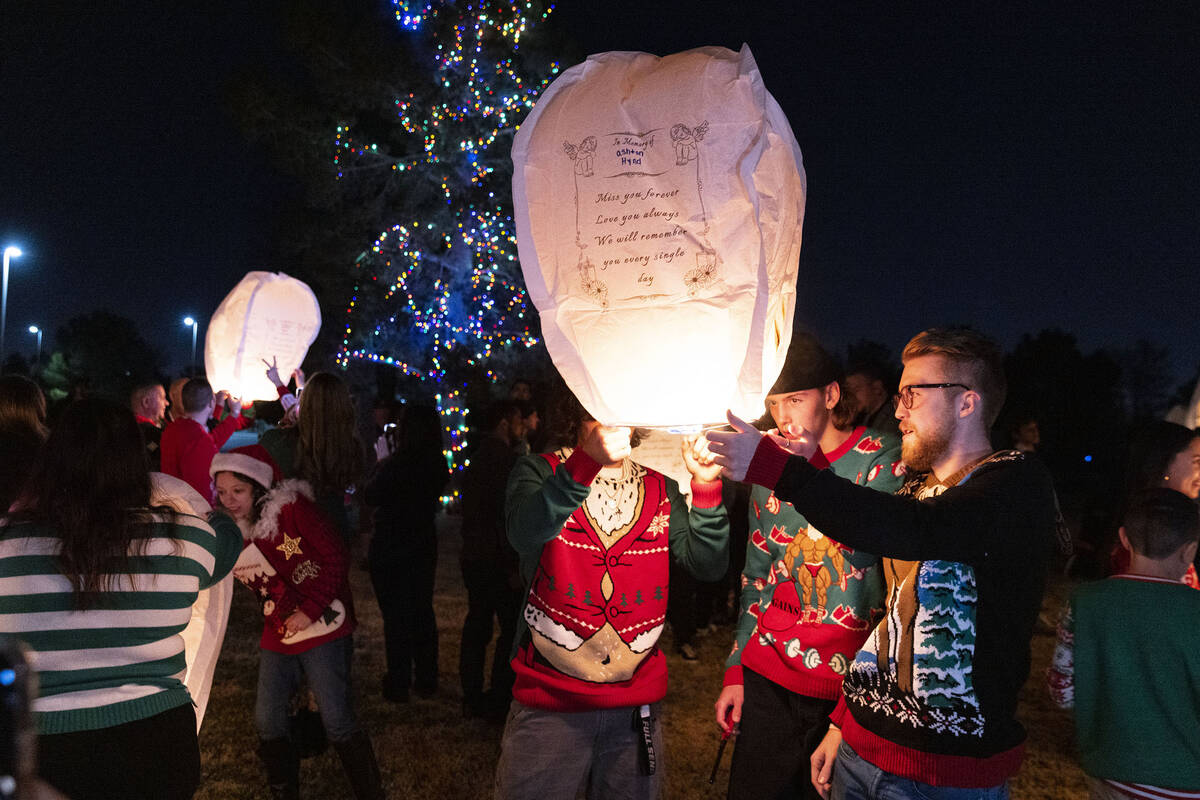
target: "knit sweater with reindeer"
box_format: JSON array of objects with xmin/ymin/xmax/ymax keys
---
[
  {"xmin": 724, "ymin": 426, "xmax": 903, "ymax": 700},
  {"xmin": 505, "ymin": 447, "xmax": 729, "ymax": 712},
  {"xmin": 230, "ymin": 479, "xmax": 356, "ymax": 655}
]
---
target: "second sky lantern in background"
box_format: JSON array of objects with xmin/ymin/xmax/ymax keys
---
[
  {"xmin": 512, "ymin": 44, "xmax": 805, "ymax": 429},
  {"xmin": 204, "ymin": 272, "xmax": 322, "ymax": 402}
]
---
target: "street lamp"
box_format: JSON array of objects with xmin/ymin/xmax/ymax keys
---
[
  {"xmin": 28, "ymin": 325, "xmax": 41, "ymax": 365},
  {"xmin": 2, "ymin": 245, "xmax": 23, "ymax": 364},
  {"xmin": 183, "ymin": 316, "xmax": 198, "ymax": 375}
]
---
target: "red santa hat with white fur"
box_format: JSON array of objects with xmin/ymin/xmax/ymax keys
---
[{"xmin": 209, "ymin": 445, "xmax": 281, "ymax": 491}]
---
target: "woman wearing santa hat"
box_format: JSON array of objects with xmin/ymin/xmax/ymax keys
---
[{"xmin": 211, "ymin": 445, "xmax": 383, "ymax": 800}]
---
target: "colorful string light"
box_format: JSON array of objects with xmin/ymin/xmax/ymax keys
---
[{"xmin": 337, "ymin": 1, "xmax": 558, "ymax": 476}]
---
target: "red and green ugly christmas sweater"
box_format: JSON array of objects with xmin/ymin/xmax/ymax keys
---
[
  {"xmin": 230, "ymin": 479, "xmax": 356, "ymax": 655},
  {"xmin": 505, "ymin": 447, "xmax": 729, "ymax": 712},
  {"xmin": 724, "ymin": 426, "xmax": 903, "ymax": 700}
]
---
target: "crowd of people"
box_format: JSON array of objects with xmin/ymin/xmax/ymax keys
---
[{"xmin": 0, "ymin": 324, "xmax": 1198, "ymax": 799}]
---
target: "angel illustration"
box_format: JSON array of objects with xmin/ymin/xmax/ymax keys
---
[
  {"xmin": 670, "ymin": 120, "xmax": 709, "ymax": 165},
  {"xmin": 563, "ymin": 135, "xmax": 598, "ymax": 176}
]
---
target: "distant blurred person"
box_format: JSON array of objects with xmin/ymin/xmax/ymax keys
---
[
  {"xmin": 508, "ymin": 378, "xmax": 532, "ymax": 403},
  {"xmin": 130, "ymin": 379, "xmax": 168, "ymax": 470},
  {"xmin": 1, "ymin": 399, "xmax": 241, "ymax": 800},
  {"xmin": 459, "ymin": 400, "xmax": 524, "ymax": 718},
  {"xmin": 160, "ymin": 378, "xmax": 246, "ymax": 504},
  {"xmin": 514, "ymin": 399, "xmax": 539, "ymax": 456},
  {"xmin": 1010, "ymin": 417, "xmax": 1040, "ymax": 455},
  {"xmin": 168, "ymin": 377, "xmax": 189, "ymax": 422},
  {"xmin": 363, "ymin": 404, "xmax": 449, "ymax": 702},
  {"xmin": 844, "ymin": 362, "xmax": 899, "ymax": 436},
  {"xmin": 261, "ymin": 372, "xmax": 364, "ymax": 543},
  {"xmin": 0, "ymin": 374, "xmax": 48, "ymax": 511}
]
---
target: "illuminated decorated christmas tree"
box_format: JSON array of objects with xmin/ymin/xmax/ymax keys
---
[{"xmin": 334, "ymin": 1, "xmax": 560, "ymax": 469}]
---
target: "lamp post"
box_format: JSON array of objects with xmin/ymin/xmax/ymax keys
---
[
  {"xmin": 183, "ymin": 316, "xmax": 198, "ymax": 375},
  {"xmin": 2, "ymin": 246, "xmax": 23, "ymax": 364},
  {"xmin": 28, "ymin": 325, "xmax": 41, "ymax": 366}
]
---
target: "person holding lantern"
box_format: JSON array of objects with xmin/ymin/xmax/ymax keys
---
[
  {"xmin": 714, "ymin": 333, "xmax": 903, "ymax": 800},
  {"xmin": 493, "ymin": 378, "xmax": 730, "ymax": 800}
]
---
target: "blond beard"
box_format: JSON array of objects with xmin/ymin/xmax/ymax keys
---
[{"xmin": 902, "ymin": 427, "xmax": 951, "ymax": 473}]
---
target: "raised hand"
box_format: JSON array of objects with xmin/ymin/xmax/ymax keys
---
[
  {"xmin": 263, "ymin": 356, "xmax": 283, "ymax": 388},
  {"xmin": 682, "ymin": 433, "xmax": 721, "ymax": 483},
  {"xmin": 707, "ymin": 411, "xmax": 819, "ymax": 482},
  {"xmin": 704, "ymin": 411, "xmax": 768, "ymax": 481},
  {"xmin": 580, "ymin": 423, "xmax": 632, "ymax": 466}
]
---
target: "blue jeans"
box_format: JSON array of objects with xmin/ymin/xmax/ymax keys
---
[
  {"xmin": 832, "ymin": 741, "xmax": 1009, "ymax": 800},
  {"xmin": 255, "ymin": 635, "xmax": 361, "ymax": 743}
]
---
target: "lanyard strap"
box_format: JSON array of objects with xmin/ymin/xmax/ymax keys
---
[{"xmin": 634, "ymin": 704, "xmax": 656, "ymax": 775}]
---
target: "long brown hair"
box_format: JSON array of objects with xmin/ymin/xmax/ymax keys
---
[
  {"xmin": 14, "ymin": 399, "xmax": 169, "ymax": 607},
  {"xmin": 295, "ymin": 372, "xmax": 365, "ymax": 493},
  {"xmin": 0, "ymin": 375, "xmax": 48, "ymax": 438}
]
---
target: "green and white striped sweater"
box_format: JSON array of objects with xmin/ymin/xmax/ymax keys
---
[{"xmin": 0, "ymin": 511, "xmax": 242, "ymax": 734}]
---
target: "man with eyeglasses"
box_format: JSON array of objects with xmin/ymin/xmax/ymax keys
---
[{"xmin": 706, "ymin": 327, "xmax": 1058, "ymax": 800}]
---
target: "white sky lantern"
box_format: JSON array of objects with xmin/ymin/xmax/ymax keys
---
[
  {"xmin": 513, "ymin": 45, "xmax": 805, "ymax": 429},
  {"xmin": 204, "ymin": 271, "xmax": 321, "ymax": 402}
]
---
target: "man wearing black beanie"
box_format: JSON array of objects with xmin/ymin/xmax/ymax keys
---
[{"xmin": 715, "ymin": 332, "xmax": 903, "ymax": 800}]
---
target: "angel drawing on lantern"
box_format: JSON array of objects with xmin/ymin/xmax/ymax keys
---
[
  {"xmin": 670, "ymin": 120, "xmax": 709, "ymax": 165},
  {"xmin": 563, "ymin": 135, "xmax": 597, "ymax": 177}
]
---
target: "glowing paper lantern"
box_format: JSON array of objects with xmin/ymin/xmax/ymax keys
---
[
  {"xmin": 513, "ymin": 45, "xmax": 805, "ymax": 428},
  {"xmin": 204, "ymin": 272, "xmax": 321, "ymax": 401}
]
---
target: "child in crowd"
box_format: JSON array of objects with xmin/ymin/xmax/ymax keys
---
[
  {"xmin": 210, "ymin": 445, "xmax": 384, "ymax": 800},
  {"xmin": 1048, "ymin": 487, "xmax": 1200, "ymax": 797}
]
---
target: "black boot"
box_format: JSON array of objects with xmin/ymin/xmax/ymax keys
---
[
  {"xmin": 257, "ymin": 737, "xmax": 300, "ymax": 800},
  {"xmin": 333, "ymin": 731, "xmax": 385, "ymax": 800}
]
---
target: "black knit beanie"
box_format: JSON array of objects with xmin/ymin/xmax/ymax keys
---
[{"xmin": 768, "ymin": 332, "xmax": 842, "ymax": 395}]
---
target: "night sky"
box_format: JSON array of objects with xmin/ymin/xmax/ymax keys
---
[{"xmin": 2, "ymin": 2, "xmax": 1198, "ymax": 384}]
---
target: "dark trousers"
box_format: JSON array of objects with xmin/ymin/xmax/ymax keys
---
[
  {"xmin": 668, "ymin": 559, "xmax": 726, "ymax": 645},
  {"xmin": 727, "ymin": 668, "xmax": 837, "ymax": 800},
  {"xmin": 39, "ymin": 702, "xmax": 199, "ymax": 800},
  {"xmin": 459, "ymin": 558, "xmax": 521, "ymax": 704},
  {"xmin": 369, "ymin": 536, "xmax": 438, "ymax": 692}
]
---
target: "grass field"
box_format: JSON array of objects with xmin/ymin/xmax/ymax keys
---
[{"xmin": 195, "ymin": 514, "xmax": 1088, "ymax": 799}]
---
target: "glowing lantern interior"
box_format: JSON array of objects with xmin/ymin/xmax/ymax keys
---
[{"xmin": 512, "ymin": 45, "xmax": 805, "ymax": 428}]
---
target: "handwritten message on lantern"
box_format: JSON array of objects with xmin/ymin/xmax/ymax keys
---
[{"xmin": 513, "ymin": 45, "xmax": 806, "ymax": 428}]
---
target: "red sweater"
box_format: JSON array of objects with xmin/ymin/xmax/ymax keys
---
[
  {"xmin": 230, "ymin": 480, "xmax": 356, "ymax": 654},
  {"xmin": 159, "ymin": 413, "xmax": 248, "ymax": 503},
  {"xmin": 506, "ymin": 449, "xmax": 729, "ymax": 711}
]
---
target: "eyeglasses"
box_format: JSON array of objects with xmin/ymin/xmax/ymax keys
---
[{"xmin": 893, "ymin": 383, "xmax": 971, "ymax": 410}]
